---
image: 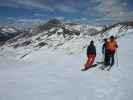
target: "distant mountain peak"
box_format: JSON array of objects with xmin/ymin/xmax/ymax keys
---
[{"xmin": 0, "ymin": 26, "xmax": 20, "ymax": 42}]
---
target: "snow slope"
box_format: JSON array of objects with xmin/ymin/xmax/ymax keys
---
[{"xmin": 0, "ymin": 30, "xmax": 133, "ymax": 100}]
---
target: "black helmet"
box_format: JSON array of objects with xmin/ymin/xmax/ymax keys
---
[
  {"xmin": 90, "ymin": 40, "xmax": 94, "ymax": 44},
  {"xmin": 110, "ymin": 35, "xmax": 115, "ymax": 39},
  {"xmin": 104, "ymin": 38, "xmax": 107, "ymax": 42}
]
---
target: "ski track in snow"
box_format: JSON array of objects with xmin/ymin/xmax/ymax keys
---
[{"xmin": 0, "ymin": 34, "xmax": 133, "ymax": 100}]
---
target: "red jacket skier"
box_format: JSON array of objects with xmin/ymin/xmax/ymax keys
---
[{"xmin": 84, "ymin": 40, "xmax": 96, "ymax": 70}]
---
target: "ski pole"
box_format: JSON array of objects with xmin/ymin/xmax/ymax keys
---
[{"xmin": 116, "ymin": 50, "xmax": 119, "ymax": 67}]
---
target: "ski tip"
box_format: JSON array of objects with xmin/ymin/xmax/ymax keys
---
[{"xmin": 81, "ymin": 68, "xmax": 88, "ymax": 71}]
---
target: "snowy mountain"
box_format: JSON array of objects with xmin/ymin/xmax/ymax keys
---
[
  {"xmin": 0, "ymin": 20, "xmax": 133, "ymax": 100},
  {"xmin": 2, "ymin": 19, "xmax": 102, "ymax": 50},
  {"xmin": 0, "ymin": 26, "xmax": 19, "ymax": 42}
]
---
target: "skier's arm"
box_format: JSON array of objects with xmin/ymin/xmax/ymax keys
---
[
  {"xmin": 87, "ymin": 46, "xmax": 90, "ymax": 56},
  {"xmin": 102, "ymin": 44, "xmax": 105, "ymax": 54},
  {"xmin": 94, "ymin": 46, "xmax": 96, "ymax": 56},
  {"xmin": 115, "ymin": 42, "xmax": 118, "ymax": 48},
  {"xmin": 116, "ymin": 44, "xmax": 118, "ymax": 48}
]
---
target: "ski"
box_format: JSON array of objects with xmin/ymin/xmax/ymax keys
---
[{"xmin": 81, "ymin": 64, "xmax": 98, "ymax": 71}]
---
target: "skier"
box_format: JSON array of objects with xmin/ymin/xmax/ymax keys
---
[
  {"xmin": 106, "ymin": 36, "xmax": 118, "ymax": 71},
  {"xmin": 83, "ymin": 40, "xmax": 96, "ymax": 71},
  {"xmin": 102, "ymin": 38, "xmax": 108, "ymax": 65},
  {"xmin": 100, "ymin": 38, "xmax": 110, "ymax": 70}
]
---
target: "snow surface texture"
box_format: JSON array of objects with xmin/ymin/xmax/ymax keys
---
[{"xmin": 0, "ymin": 27, "xmax": 133, "ymax": 100}]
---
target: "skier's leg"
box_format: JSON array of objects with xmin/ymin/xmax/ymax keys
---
[
  {"xmin": 107, "ymin": 57, "xmax": 112, "ymax": 71},
  {"xmin": 89, "ymin": 54, "xmax": 96, "ymax": 66},
  {"xmin": 104, "ymin": 52, "xmax": 109, "ymax": 65},
  {"xmin": 104, "ymin": 54, "xmax": 106, "ymax": 65},
  {"xmin": 85, "ymin": 54, "xmax": 95, "ymax": 69},
  {"xmin": 111, "ymin": 53, "xmax": 115, "ymax": 66},
  {"xmin": 87, "ymin": 54, "xmax": 93, "ymax": 68},
  {"xmin": 102, "ymin": 51, "xmax": 110, "ymax": 69},
  {"xmin": 107, "ymin": 51, "xmax": 111, "ymax": 66},
  {"xmin": 107, "ymin": 52, "xmax": 115, "ymax": 71},
  {"xmin": 84, "ymin": 54, "xmax": 91, "ymax": 69}
]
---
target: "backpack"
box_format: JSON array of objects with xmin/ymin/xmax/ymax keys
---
[{"xmin": 107, "ymin": 40, "xmax": 117, "ymax": 51}]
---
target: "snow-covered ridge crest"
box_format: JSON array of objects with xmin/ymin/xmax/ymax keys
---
[{"xmin": 3, "ymin": 19, "xmax": 102, "ymax": 48}]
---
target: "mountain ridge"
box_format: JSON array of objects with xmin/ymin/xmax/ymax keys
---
[{"xmin": 1, "ymin": 20, "xmax": 133, "ymax": 56}]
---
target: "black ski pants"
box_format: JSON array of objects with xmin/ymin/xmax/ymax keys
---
[{"xmin": 104, "ymin": 50, "xmax": 115, "ymax": 66}]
